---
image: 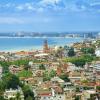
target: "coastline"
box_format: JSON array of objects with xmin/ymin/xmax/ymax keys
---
[
  {"xmin": 0, "ymin": 37, "xmax": 84, "ymax": 52},
  {"xmin": 0, "ymin": 36, "xmax": 83, "ymax": 39}
]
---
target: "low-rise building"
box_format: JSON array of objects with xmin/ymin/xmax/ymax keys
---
[{"xmin": 4, "ymin": 88, "xmax": 24, "ymax": 100}]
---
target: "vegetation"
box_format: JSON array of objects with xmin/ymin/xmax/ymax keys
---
[
  {"xmin": 39, "ymin": 64, "xmax": 46, "ymax": 70},
  {"xmin": 22, "ymin": 85, "xmax": 35, "ymax": 100},
  {"xmin": 81, "ymin": 47, "xmax": 95, "ymax": 54},
  {"xmin": 68, "ymin": 47, "xmax": 75, "ymax": 57},
  {"xmin": 43, "ymin": 70, "xmax": 56, "ymax": 81},
  {"xmin": 11, "ymin": 59, "xmax": 29, "ymax": 66},
  {"xmin": 0, "ymin": 96, "xmax": 5, "ymax": 100},
  {"xmin": 16, "ymin": 92, "xmax": 21, "ymax": 100},
  {"xmin": 64, "ymin": 55, "xmax": 95, "ymax": 67},
  {"xmin": 96, "ymin": 86, "xmax": 100, "ymax": 91},
  {"xmin": 75, "ymin": 96, "xmax": 80, "ymax": 100},
  {"xmin": 0, "ymin": 61, "xmax": 11, "ymax": 67},
  {"xmin": 17, "ymin": 70, "xmax": 32, "ymax": 78},
  {"xmin": 43, "ymin": 71, "xmax": 51, "ymax": 81},
  {"xmin": 49, "ymin": 70, "xmax": 56, "ymax": 77},
  {"xmin": 59, "ymin": 73, "xmax": 70, "ymax": 82},
  {"xmin": 2, "ymin": 73, "xmax": 20, "ymax": 89}
]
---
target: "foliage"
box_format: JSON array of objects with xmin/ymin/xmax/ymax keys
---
[
  {"xmin": 83, "ymin": 86, "xmax": 93, "ymax": 90},
  {"xmin": 0, "ymin": 81, "xmax": 5, "ymax": 94},
  {"xmin": 76, "ymin": 87, "xmax": 80, "ymax": 92},
  {"xmin": 64, "ymin": 55, "xmax": 95, "ymax": 67},
  {"xmin": 59, "ymin": 74, "xmax": 70, "ymax": 82},
  {"xmin": 25, "ymin": 95, "xmax": 33, "ymax": 100},
  {"xmin": 22, "ymin": 85, "xmax": 35, "ymax": 100},
  {"xmin": 81, "ymin": 80, "xmax": 88, "ymax": 83},
  {"xmin": 96, "ymin": 86, "xmax": 100, "ymax": 91},
  {"xmin": 11, "ymin": 59, "xmax": 29, "ymax": 66},
  {"xmin": 68, "ymin": 47, "xmax": 75, "ymax": 57},
  {"xmin": 75, "ymin": 96, "xmax": 80, "ymax": 100},
  {"xmin": 17, "ymin": 70, "xmax": 32, "ymax": 78},
  {"xmin": 49, "ymin": 70, "xmax": 56, "ymax": 77},
  {"xmin": 43, "ymin": 70, "xmax": 56, "ymax": 81},
  {"xmin": 2, "ymin": 73, "xmax": 20, "ymax": 89},
  {"xmin": 0, "ymin": 61, "xmax": 11, "ymax": 67},
  {"xmin": 81, "ymin": 47, "xmax": 95, "ymax": 54},
  {"xmin": 43, "ymin": 71, "xmax": 51, "ymax": 81},
  {"xmin": 16, "ymin": 92, "xmax": 21, "ymax": 100},
  {"xmin": 39, "ymin": 64, "xmax": 46, "ymax": 70},
  {"xmin": 0, "ymin": 96, "xmax": 5, "ymax": 100}
]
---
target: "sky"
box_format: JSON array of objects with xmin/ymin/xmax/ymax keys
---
[{"xmin": 0, "ymin": 0, "xmax": 100, "ymax": 32}]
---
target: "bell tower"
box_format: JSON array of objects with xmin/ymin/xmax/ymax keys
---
[{"xmin": 43, "ymin": 39, "xmax": 49, "ymax": 53}]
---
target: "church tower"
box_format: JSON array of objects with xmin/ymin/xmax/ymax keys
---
[{"xmin": 43, "ymin": 39, "xmax": 49, "ymax": 53}]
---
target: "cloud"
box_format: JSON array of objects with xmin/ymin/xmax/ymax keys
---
[
  {"xmin": 0, "ymin": 0, "xmax": 100, "ymax": 13},
  {"xmin": 0, "ymin": 16, "xmax": 53, "ymax": 25},
  {"xmin": 40, "ymin": 0, "xmax": 61, "ymax": 5},
  {"xmin": 16, "ymin": 3, "xmax": 36, "ymax": 11},
  {"xmin": 0, "ymin": 17, "xmax": 24, "ymax": 24}
]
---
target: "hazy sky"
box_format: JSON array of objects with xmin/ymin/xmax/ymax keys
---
[{"xmin": 0, "ymin": 0, "xmax": 100, "ymax": 32}]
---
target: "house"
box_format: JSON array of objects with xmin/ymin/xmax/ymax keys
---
[
  {"xmin": 49, "ymin": 62, "xmax": 59, "ymax": 71},
  {"xmin": 51, "ymin": 77, "xmax": 64, "ymax": 85},
  {"xmin": 4, "ymin": 88, "xmax": 24, "ymax": 100},
  {"xmin": 81, "ymin": 90, "xmax": 98, "ymax": 100},
  {"xmin": 35, "ymin": 87, "xmax": 65, "ymax": 100},
  {"xmin": 24, "ymin": 77, "xmax": 37, "ymax": 86},
  {"xmin": 9, "ymin": 65, "xmax": 23, "ymax": 74},
  {"xmin": 0, "ymin": 66, "xmax": 2, "ymax": 78},
  {"xmin": 67, "ymin": 62, "xmax": 77, "ymax": 72},
  {"xmin": 63, "ymin": 82, "xmax": 76, "ymax": 100},
  {"xmin": 95, "ymin": 48, "xmax": 100, "ymax": 57},
  {"xmin": 69, "ymin": 71, "xmax": 82, "ymax": 82},
  {"xmin": 35, "ymin": 88, "xmax": 52, "ymax": 100}
]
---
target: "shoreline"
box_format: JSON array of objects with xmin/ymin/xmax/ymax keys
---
[
  {"xmin": 0, "ymin": 37, "xmax": 84, "ymax": 53},
  {"xmin": 0, "ymin": 36, "xmax": 83, "ymax": 39}
]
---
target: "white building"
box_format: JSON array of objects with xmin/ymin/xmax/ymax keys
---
[
  {"xmin": 0, "ymin": 66, "xmax": 2, "ymax": 78},
  {"xmin": 4, "ymin": 88, "xmax": 24, "ymax": 100},
  {"xmin": 95, "ymin": 48, "xmax": 100, "ymax": 57}
]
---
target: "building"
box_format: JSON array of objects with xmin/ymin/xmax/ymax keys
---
[
  {"xmin": 81, "ymin": 90, "xmax": 98, "ymax": 100},
  {"xmin": 0, "ymin": 66, "xmax": 2, "ymax": 79},
  {"xmin": 43, "ymin": 40, "xmax": 50, "ymax": 53},
  {"xmin": 64, "ymin": 82, "xmax": 76, "ymax": 100},
  {"xmin": 4, "ymin": 88, "xmax": 24, "ymax": 100},
  {"xmin": 95, "ymin": 48, "xmax": 100, "ymax": 57},
  {"xmin": 9, "ymin": 65, "xmax": 23, "ymax": 74}
]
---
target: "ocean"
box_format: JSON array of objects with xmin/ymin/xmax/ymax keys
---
[{"xmin": 0, "ymin": 37, "xmax": 84, "ymax": 52}]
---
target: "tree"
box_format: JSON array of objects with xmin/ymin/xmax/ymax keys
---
[
  {"xmin": 68, "ymin": 47, "xmax": 75, "ymax": 57},
  {"xmin": 49, "ymin": 70, "xmax": 56, "ymax": 77},
  {"xmin": 24, "ymin": 64, "xmax": 31, "ymax": 71},
  {"xmin": 25, "ymin": 95, "xmax": 33, "ymax": 100},
  {"xmin": 11, "ymin": 59, "xmax": 29, "ymax": 66},
  {"xmin": 2, "ymin": 65, "xmax": 9, "ymax": 73},
  {"xmin": 64, "ymin": 55, "xmax": 94, "ymax": 67},
  {"xmin": 43, "ymin": 71, "xmax": 51, "ymax": 81},
  {"xmin": 96, "ymin": 86, "xmax": 100, "ymax": 91},
  {"xmin": 0, "ymin": 96, "xmax": 5, "ymax": 100},
  {"xmin": 0, "ymin": 81, "xmax": 5, "ymax": 94},
  {"xmin": 2, "ymin": 73, "xmax": 20, "ymax": 89},
  {"xmin": 75, "ymin": 96, "xmax": 80, "ymax": 100},
  {"xmin": 17, "ymin": 70, "xmax": 32, "ymax": 78},
  {"xmin": 59, "ymin": 74, "xmax": 70, "ymax": 82},
  {"xmin": 16, "ymin": 92, "xmax": 21, "ymax": 100},
  {"xmin": 71, "ymin": 58, "xmax": 86, "ymax": 67},
  {"xmin": 81, "ymin": 47, "xmax": 95, "ymax": 54},
  {"xmin": 39, "ymin": 64, "xmax": 45, "ymax": 70},
  {"xmin": 22, "ymin": 85, "xmax": 35, "ymax": 100}
]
